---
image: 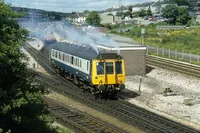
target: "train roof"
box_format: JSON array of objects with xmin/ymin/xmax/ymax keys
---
[{"xmin": 50, "ymin": 42, "xmax": 121, "ymax": 60}]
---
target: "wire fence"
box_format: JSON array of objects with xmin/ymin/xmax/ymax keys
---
[{"xmin": 146, "ymin": 45, "xmax": 200, "ymax": 64}]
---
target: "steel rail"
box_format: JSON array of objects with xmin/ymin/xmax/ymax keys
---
[
  {"xmin": 44, "ymin": 97, "xmax": 125, "ymax": 133},
  {"xmin": 146, "ymin": 55, "xmax": 200, "ymax": 78}
]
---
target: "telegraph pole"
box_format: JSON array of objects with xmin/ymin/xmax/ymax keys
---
[{"xmin": 117, "ymin": 0, "xmax": 123, "ymax": 32}]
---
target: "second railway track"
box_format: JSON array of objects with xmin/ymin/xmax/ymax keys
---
[
  {"xmin": 146, "ymin": 55, "xmax": 200, "ymax": 78},
  {"xmin": 44, "ymin": 97, "xmax": 126, "ymax": 133}
]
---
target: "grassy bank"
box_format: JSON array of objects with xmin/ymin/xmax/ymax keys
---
[{"xmin": 110, "ymin": 24, "xmax": 200, "ymax": 54}]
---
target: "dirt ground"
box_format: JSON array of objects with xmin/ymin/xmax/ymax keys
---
[{"xmin": 125, "ymin": 66, "xmax": 200, "ymax": 131}]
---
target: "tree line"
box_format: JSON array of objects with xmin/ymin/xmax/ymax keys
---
[{"xmin": 0, "ymin": 2, "xmax": 58, "ymax": 133}]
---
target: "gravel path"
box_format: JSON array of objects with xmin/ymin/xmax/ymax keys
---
[{"xmin": 125, "ymin": 67, "xmax": 200, "ymax": 130}]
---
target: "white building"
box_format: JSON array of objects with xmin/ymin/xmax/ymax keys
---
[
  {"xmin": 66, "ymin": 12, "xmax": 86, "ymax": 25},
  {"xmin": 132, "ymin": 1, "xmax": 178, "ymax": 14}
]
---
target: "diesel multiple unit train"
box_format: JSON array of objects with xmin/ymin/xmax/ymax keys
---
[{"xmin": 42, "ymin": 41, "xmax": 126, "ymax": 96}]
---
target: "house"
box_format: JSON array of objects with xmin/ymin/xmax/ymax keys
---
[
  {"xmin": 100, "ymin": 14, "xmax": 122, "ymax": 24},
  {"xmin": 132, "ymin": 1, "xmax": 178, "ymax": 14},
  {"xmin": 66, "ymin": 12, "xmax": 86, "ymax": 25}
]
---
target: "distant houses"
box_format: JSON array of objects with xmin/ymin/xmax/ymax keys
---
[
  {"xmin": 66, "ymin": 12, "xmax": 86, "ymax": 25},
  {"xmin": 132, "ymin": 1, "xmax": 178, "ymax": 14}
]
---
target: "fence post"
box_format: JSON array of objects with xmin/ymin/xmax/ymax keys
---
[
  {"xmin": 190, "ymin": 52, "xmax": 191, "ymax": 63},
  {"xmin": 169, "ymin": 48, "xmax": 170, "ymax": 58}
]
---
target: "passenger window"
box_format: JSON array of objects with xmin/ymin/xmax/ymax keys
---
[
  {"xmin": 60, "ymin": 52, "xmax": 63, "ymax": 60},
  {"xmin": 62, "ymin": 53, "xmax": 65, "ymax": 61},
  {"xmin": 55, "ymin": 51, "xmax": 57, "ymax": 58},
  {"xmin": 59, "ymin": 52, "xmax": 61, "ymax": 59},
  {"xmin": 52, "ymin": 49, "xmax": 54, "ymax": 57},
  {"xmin": 97, "ymin": 62, "xmax": 104, "ymax": 75},
  {"xmin": 80, "ymin": 60, "xmax": 82, "ymax": 68},
  {"xmin": 87, "ymin": 61, "xmax": 89, "ymax": 71},
  {"xmin": 65, "ymin": 54, "xmax": 67, "ymax": 62},
  {"xmin": 71, "ymin": 56, "xmax": 74, "ymax": 64},
  {"xmin": 116, "ymin": 62, "xmax": 122, "ymax": 74},
  {"xmin": 106, "ymin": 62, "xmax": 113, "ymax": 74}
]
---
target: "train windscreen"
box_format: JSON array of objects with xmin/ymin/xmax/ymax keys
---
[
  {"xmin": 106, "ymin": 62, "xmax": 113, "ymax": 74},
  {"xmin": 97, "ymin": 62, "xmax": 104, "ymax": 75},
  {"xmin": 116, "ymin": 62, "xmax": 122, "ymax": 74}
]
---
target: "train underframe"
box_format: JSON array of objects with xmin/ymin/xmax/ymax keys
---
[{"xmin": 52, "ymin": 65, "xmax": 121, "ymax": 98}]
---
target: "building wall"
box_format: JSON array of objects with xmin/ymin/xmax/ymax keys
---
[
  {"xmin": 100, "ymin": 15, "xmax": 114, "ymax": 24},
  {"xmin": 120, "ymin": 50, "xmax": 146, "ymax": 76}
]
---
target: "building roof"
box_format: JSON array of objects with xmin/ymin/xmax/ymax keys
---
[{"xmin": 69, "ymin": 12, "xmax": 85, "ymax": 18}]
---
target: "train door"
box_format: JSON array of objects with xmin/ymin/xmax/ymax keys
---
[{"xmin": 104, "ymin": 61, "xmax": 116, "ymax": 84}]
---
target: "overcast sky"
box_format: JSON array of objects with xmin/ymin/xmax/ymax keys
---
[{"xmin": 5, "ymin": 0, "xmax": 156, "ymax": 13}]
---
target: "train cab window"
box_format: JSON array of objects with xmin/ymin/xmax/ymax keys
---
[
  {"xmin": 116, "ymin": 62, "xmax": 122, "ymax": 74},
  {"xmin": 97, "ymin": 62, "xmax": 104, "ymax": 75},
  {"xmin": 106, "ymin": 62, "xmax": 113, "ymax": 74}
]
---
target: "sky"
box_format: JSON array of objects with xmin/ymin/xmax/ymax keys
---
[{"xmin": 5, "ymin": 0, "xmax": 155, "ymax": 13}]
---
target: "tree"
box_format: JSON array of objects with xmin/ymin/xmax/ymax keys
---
[
  {"xmin": 177, "ymin": 7, "xmax": 191, "ymax": 25},
  {"xmin": 0, "ymin": 2, "xmax": 57, "ymax": 133},
  {"xmin": 169, "ymin": 0, "xmax": 189, "ymax": 6},
  {"xmin": 85, "ymin": 11, "xmax": 101, "ymax": 26},
  {"xmin": 124, "ymin": 11, "xmax": 133, "ymax": 18},
  {"xmin": 137, "ymin": 9, "xmax": 147, "ymax": 17},
  {"xmin": 83, "ymin": 10, "xmax": 90, "ymax": 15},
  {"xmin": 162, "ymin": 5, "xmax": 178, "ymax": 25},
  {"xmin": 147, "ymin": 7, "xmax": 152, "ymax": 16},
  {"xmin": 116, "ymin": 12, "xmax": 125, "ymax": 18},
  {"xmin": 128, "ymin": 6, "xmax": 133, "ymax": 13}
]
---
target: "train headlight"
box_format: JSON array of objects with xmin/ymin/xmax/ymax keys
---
[{"xmin": 99, "ymin": 80, "xmax": 103, "ymax": 84}]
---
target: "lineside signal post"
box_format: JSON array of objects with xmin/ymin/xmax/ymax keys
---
[{"xmin": 141, "ymin": 28, "xmax": 146, "ymax": 46}]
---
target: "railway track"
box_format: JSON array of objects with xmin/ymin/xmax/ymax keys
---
[
  {"xmin": 146, "ymin": 55, "xmax": 200, "ymax": 78},
  {"xmin": 44, "ymin": 97, "xmax": 125, "ymax": 133},
  {"xmin": 24, "ymin": 43, "xmax": 200, "ymax": 133}
]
